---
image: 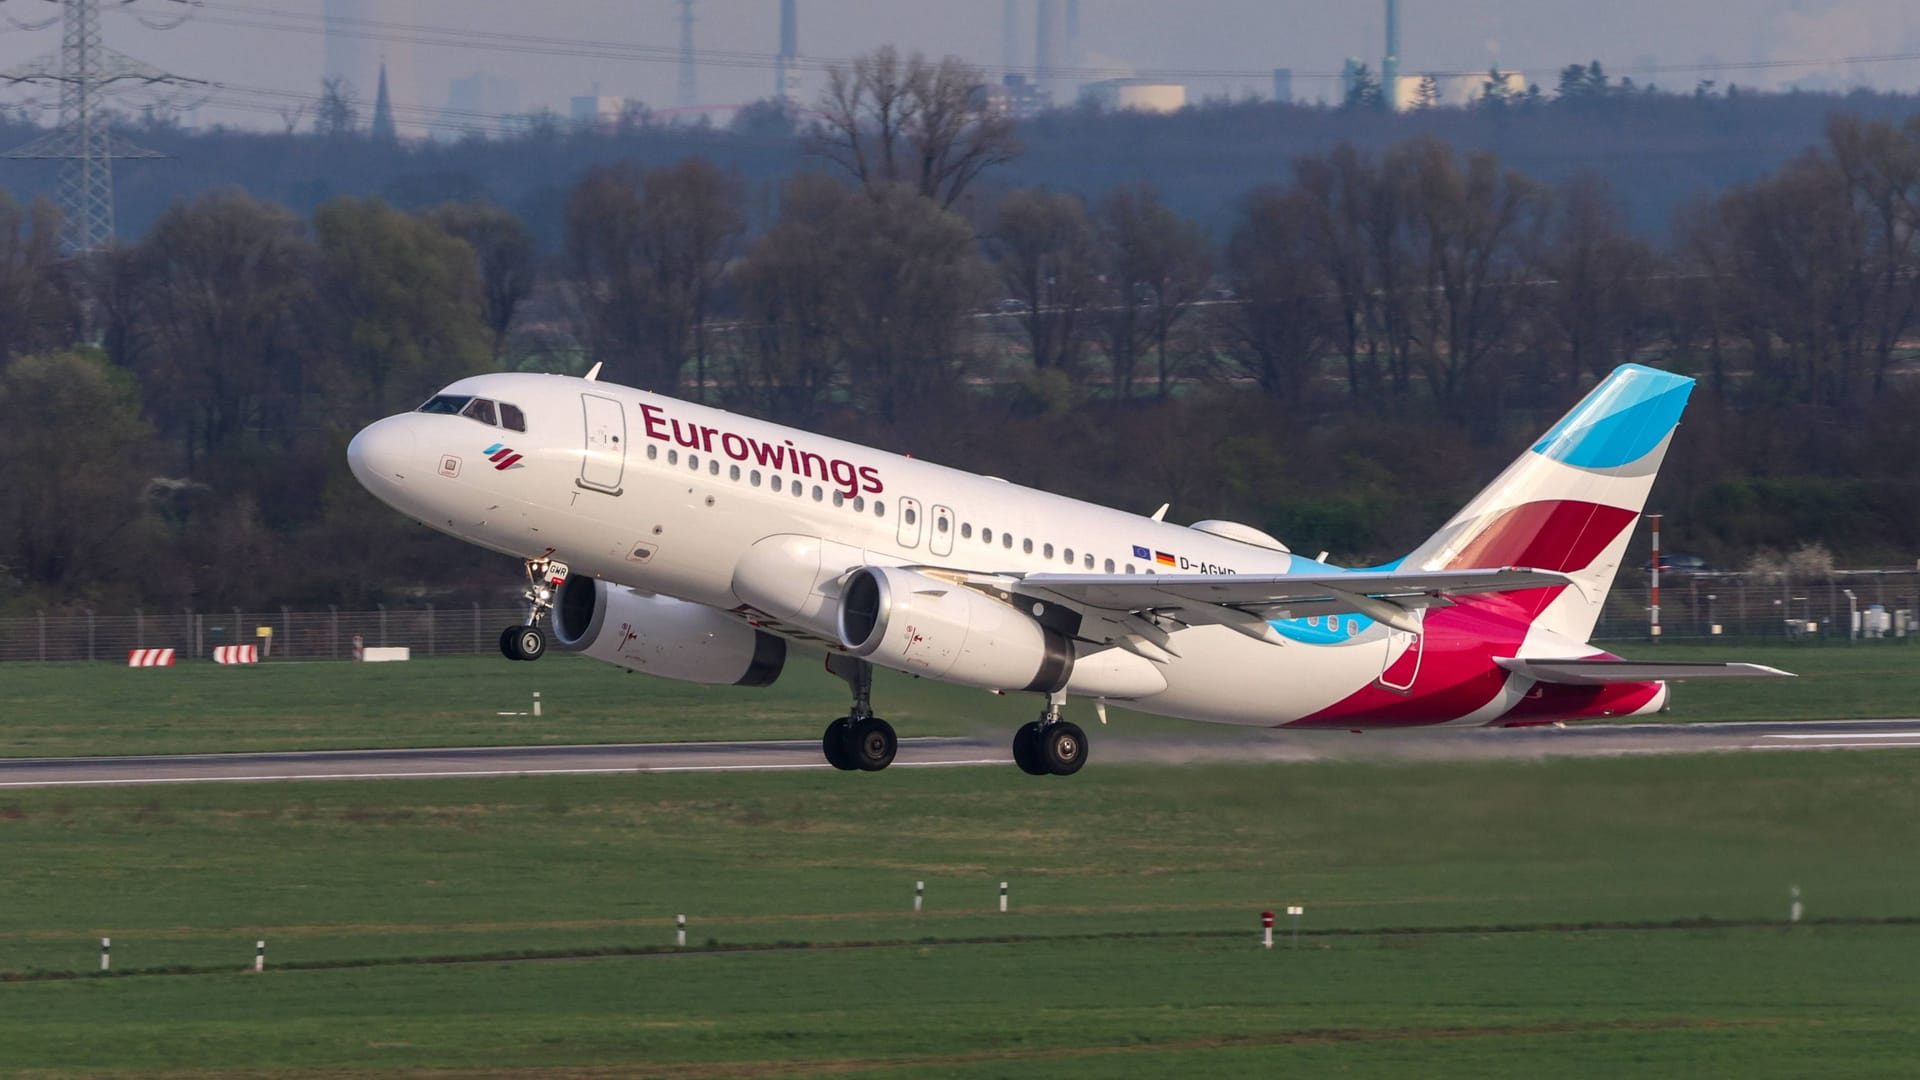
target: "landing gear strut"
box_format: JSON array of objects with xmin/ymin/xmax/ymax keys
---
[
  {"xmin": 822, "ymin": 655, "xmax": 896, "ymax": 771},
  {"xmin": 501, "ymin": 556, "xmax": 568, "ymax": 662},
  {"xmin": 1013, "ymin": 692, "xmax": 1087, "ymax": 777}
]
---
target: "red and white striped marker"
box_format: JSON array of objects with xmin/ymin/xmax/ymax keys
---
[
  {"xmin": 127, "ymin": 649, "xmax": 175, "ymax": 667},
  {"xmin": 213, "ymin": 645, "xmax": 259, "ymax": 665},
  {"xmin": 255, "ymin": 940, "xmax": 265, "ymax": 973},
  {"xmin": 1261, "ymin": 910, "xmax": 1275, "ymax": 950}
]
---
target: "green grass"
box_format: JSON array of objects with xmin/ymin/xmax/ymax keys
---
[
  {"xmin": 2, "ymin": 640, "xmax": 1916, "ymax": 760},
  {"xmin": 2, "ymin": 753, "xmax": 1919, "ymax": 1074}
]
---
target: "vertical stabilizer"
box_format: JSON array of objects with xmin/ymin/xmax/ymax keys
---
[{"xmin": 1400, "ymin": 364, "xmax": 1695, "ymax": 643}]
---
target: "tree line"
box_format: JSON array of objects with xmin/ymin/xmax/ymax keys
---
[{"xmin": 3, "ymin": 48, "xmax": 1920, "ymax": 613}]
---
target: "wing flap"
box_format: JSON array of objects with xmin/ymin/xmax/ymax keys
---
[{"xmin": 1495, "ymin": 658, "xmax": 1796, "ymax": 685}]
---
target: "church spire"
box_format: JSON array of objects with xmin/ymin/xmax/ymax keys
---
[{"xmin": 371, "ymin": 60, "xmax": 397, "ymax": 142}]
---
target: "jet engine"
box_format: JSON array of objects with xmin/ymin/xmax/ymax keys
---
[
  {"xmin": 551, "ymin": 577, "xmax": 785, "ymax": 686},
  {"xmin": 836, "ymin": 566, "xmax": 1073, "ymax": 693}
]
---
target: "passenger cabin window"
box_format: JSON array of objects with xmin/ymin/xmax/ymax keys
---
[{"xmin": 499, "ymin": 403, "xmax": 527, "ymax": 432}]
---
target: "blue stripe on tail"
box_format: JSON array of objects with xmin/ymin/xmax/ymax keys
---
[{"xmin": 1530, "ymin": 364, "xmax": 1695, "ymax": 470}]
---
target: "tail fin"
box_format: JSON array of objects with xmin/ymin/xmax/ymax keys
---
[{"xmin": 1401, "ymin": 364, "xmax": 1695, "ymax": 643}]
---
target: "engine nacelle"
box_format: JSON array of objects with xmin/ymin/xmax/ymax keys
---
[
  {"xmin": 837, "ymin": 566, "xmax": 1073, "ymax": 693},
  {"xmin": 552, "ymin": 577, "xmax": 785, "ymax": 687}
]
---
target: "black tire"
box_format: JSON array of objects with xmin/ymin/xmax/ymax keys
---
[
  {"xmin": 848, "ymin": 716, "xmax": 897, "ymax": 772},
  {"xmin": 499, "ymin": 626, "xmax": 524, "ymax": 661},
  {"xmin": 513, "ymin": 625, "xmax": 546, "ymax": 662},
  {"xmin": 1038, "ymin": 720, "xmax": 1088, "ymax": 776},
  {"xmin": 821, "ymin": 719, "xmax": 858, "ymax": 771},
  {"xmin": 1011, "ymin": 721, "xmax": 1048, "ymax": 776}
]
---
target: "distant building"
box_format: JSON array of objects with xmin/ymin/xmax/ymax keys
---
[
  {"xmin": 1392, "ymin": 71, "xmax": 1526, "ymax": 109},
  {"xmin": 977, "ymin": 73, "xmax": 1051, "ymax": 119},
  {"xmin": 1272, "ymin": 68, "xmax": 1293, "ymax": 105},
  {"xmin": 431, "ymin": 73, "xmax": 520, "ymax": 141},
  {"xmin": 1080, "ymin": 79, "xmax": 1187, "ymax": 113},
  {"xmin": 570, "ymin": 95, "xmax": 627, "ymax": 128}
]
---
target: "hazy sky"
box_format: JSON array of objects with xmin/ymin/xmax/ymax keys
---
[{"xmin": 5, "ymin": 0, "xmax": 1918, "ymax": 132}]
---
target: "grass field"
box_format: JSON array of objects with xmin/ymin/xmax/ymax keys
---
[
  {"xmin": 1, "ymin": 640, "xmax": 1916, "ymax": 759},
  {"xmin": 3, "ymin": 753, "xmax": 1919, "ymax": 1074}
]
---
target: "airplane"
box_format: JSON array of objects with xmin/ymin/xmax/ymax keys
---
[{"xmin": 347, "ymin": 362, "xmax": 1790, "ymax": 776}]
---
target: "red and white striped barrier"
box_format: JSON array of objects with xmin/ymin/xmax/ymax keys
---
[
  {"xmin": 127, "ymin": 648, "xmax": 175, "ymax": 667},
  {"xmin": 213, "ymin": 645, "xmax": 259, "ymax": 665}
]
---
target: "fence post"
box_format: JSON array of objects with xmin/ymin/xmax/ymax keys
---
[
  {"xmin": 183, "ymin": 608, "xmax": 192, "ymax": 659},
  {"xmin": 472, "ymin": 602, "xmax": 481, "ymax": 654},
  {"xmin": 378, "ymin": 603, "xmax": 387, "ymax": 647},
  {"xmin": 37, "ymin": 611, "xmax": 45, "ymax": 662},
  {"xmin": 281, "ymin": 605, "xmax": 291, "ymax": 658},
  {"xmin": 329, "ymin": 605, "xmax": 338, "ymax": 659},
  {"xmin": 233, "ymin": 607, "xmax": 242, "ymax": 648},
  {"xmin": 136, "ymin": 608, "xmax": 144, "ymax": 650},
  {"xmin": 86, "ymin": 610, "xmax": 95, "ymax": 662},
  {"xmin": 427, "ymin": 603, "xmax": 436, "ymax": 657}
]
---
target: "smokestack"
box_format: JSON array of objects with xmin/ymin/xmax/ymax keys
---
[
  {"xmin": 1064, "ymin": 0, "xmax": 1078, "ymax": 69},
  {"xmin": 676, "ymin": 0, "xmax": 697, "ymax": 107},
  {"xmin": 1382, "ymin": 0, "xmax": 1401, "ymax": 111},
  {"xmin": 1003, "ymin": 0, "xmax": 1018, "ymax": 78},
  {"xmin": 776, "ymin": 0, "xmax": 798, "ymax": 102},
  {"xmin": 1035, "ymin": 0, "xmax": 1056, "ymax": 97}
]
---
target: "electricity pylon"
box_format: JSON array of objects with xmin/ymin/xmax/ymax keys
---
[{"xmin": 0, "ymin": 0, "xmax": 206, "ymax": 253}]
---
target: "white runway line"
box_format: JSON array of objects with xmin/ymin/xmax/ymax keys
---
[
  {"xmin": 1761, "ymin": 732, "xmax": 1920, "ymax": 740},
  {"xmin": 0, "ymin": 758, "xmax": 1011, "ymax": 788},
  {"xmin": 1749, "ymin": 742, "xmax": 1920, "ymax": 751}
]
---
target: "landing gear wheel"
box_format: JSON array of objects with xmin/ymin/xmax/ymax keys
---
[
  {"xmin": 510, "ymin": 625, "xmax": 545, "ymax": 662},
  {"xmin": 1012, "ymin": 721, "xmax": 1048, "ymax": 776},
  {"xmin": 821, "ymin": 719, "xmax": 858, "ymax": 771},
  {"xmin": 848, "ymin": 716, "xmax": 897, "ymax": 772},
  {"xmin": 499, "ymin": 626, "xmax": 523, "ymax": 661},
  {"xmin": 1038, "ymin": 720, "xmax": 1088, "ymax": 776}
]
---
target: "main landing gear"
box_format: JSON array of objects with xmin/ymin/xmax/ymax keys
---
[
  {"xmin": 500, "ymin": 556, "xmax": 568, "ymax": 662},
  {"xmin": 1011, "ymin": 692, "xmax": 1088, "ymax": 777},
  {"xmin": 821, "ymin": 656, "xmax": 897, "ymax": 772}
]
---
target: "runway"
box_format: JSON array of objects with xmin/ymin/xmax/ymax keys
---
[{"xmin": 3, "ymin": 719, "xmax": 1920, "ymax": 788}]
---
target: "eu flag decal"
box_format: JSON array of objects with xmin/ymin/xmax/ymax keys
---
[{"xmin": 1132, "ymin": 545, "xmax": 1151, "ymax": 559}]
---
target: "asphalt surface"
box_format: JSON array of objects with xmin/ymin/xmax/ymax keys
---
[{"xmin": 3, "ymin": 719, "xmax": 1920, "ymax": 788}]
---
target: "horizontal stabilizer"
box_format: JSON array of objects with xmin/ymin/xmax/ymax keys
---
[{"xmin": 1495, "ymin": 658, "xmax": 1796, "ymax": 685}]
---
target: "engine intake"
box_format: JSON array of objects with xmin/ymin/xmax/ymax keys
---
[
  {"xmin": 552, "ymin": 576, "xmax": 785, "ymax": 687},
  {"xmin": 837, "ymin": 566, "xmax": 1072, "ymax": 693}
]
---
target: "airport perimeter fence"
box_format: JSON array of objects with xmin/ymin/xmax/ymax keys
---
[
  {"xmin": 0, "ymin": 605, "xmax": 534, "ymax": 663},
  {"xmin": 3, "ymin": 570, "xmax": 1919, "ymax": 663},
  {"xmin": 1589, "ymin": 569, "xmax": 1920, "ymax": 644}
]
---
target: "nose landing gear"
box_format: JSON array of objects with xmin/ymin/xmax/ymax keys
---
[{"xmin": 501, "ymin": 556, "xmax": 569, "ymax": 662}]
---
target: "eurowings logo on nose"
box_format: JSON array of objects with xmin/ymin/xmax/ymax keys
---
[{"xmin": 483, "ymin": 443, "xmax": 524, "ymax": 470}]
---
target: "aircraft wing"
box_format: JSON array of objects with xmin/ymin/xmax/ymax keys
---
[
  {"xmin": 1494, "ymin": 658, "xmax": 1796, "ymax": 685},
  {"xmin": 1013, "ymin": 567, "xmax": 1570, "ymax": 647}
]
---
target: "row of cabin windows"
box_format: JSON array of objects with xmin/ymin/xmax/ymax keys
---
[
  {"xmin": 416, "ymin": 394, "xmax": 527, "ymax": 432},
  {"xmin": 644, "ymin": 440, "xmax": 1140, "ymax": 574}
]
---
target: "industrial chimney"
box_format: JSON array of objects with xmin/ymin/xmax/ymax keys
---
[{"xmin": 1382, "ymin": 0, "xmax": 1401, "ymax": 111}]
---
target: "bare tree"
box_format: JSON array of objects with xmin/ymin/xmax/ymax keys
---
[
  {"xmin": 425, "ymin": 201, "xmax": 537, "ymax": 362},
  {"xmin": 1534, "ymin": 173, "xmax": 1659, "ymax": 391},
  {"xmin": 987, "ymin": 188, "xmax": 1100, "ymax": 376},
  {"xmin": 1226, "ymin": 186, "xmax": 1334, "ymax": 404},
  {"xmin": 564, "ymin": 159, "xmax": 745, "ymax": 396},
  {"xmin": 811, "ymin": 46, "xmax": 1018, "ymax": 210},
  {"xmin": 1097, "ymin": 185, "xmax": 1212, "ymax": 400}
]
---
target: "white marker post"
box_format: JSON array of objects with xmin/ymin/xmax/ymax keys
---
[
  {"xmin": 1261, "ymin": 910, "xmax": 1274, "ymax": 950},
  {"xmin": 1288, "ymin": 905, "xmax": 1304, "ymax": 948},
  {"xmin": 999, "ymin": 881, "xmax": 1008, "ymax": 913},
  {"xmin": 914, "ymin": 880, "xmax": 924, "ymax": 913},
  {"xmin": 533, "ymin": 691, "xmax": 542, "ymax": 717},
  {"xmin": 100, "ymin": 937, "xmax": 110, "ymax": 972},
  {"xmin": 1790, "ymin": 885, "xmax": 1803, "ymax": 925},
  {"xmin": 255, "ymin": 940, "xmax": 265, "ymax": 973},
  {"xmin": 676, "ymin": 914, "xmax": 687, "ymax": 947}
]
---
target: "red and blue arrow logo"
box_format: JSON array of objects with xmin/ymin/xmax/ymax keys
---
[{"xmin": 483, "ymin": 443, "xmax": 524, "ymax": 471}]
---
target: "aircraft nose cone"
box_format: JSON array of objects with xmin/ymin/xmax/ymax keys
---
[{"xmin": 347, "ymin": 416, "xmax": 417, "ymax": 495}]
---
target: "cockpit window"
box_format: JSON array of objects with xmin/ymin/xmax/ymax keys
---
[
  {"xmin": 500, "ymin": 403, "xmax": 526, "ymax": 432},
  {"xmin": 417, "ymin": 394, "xmax": 472, "ymax": 415},
  {"xmin": 461, "ymin": 398, "xmax": 498, "ymax": 426}
]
